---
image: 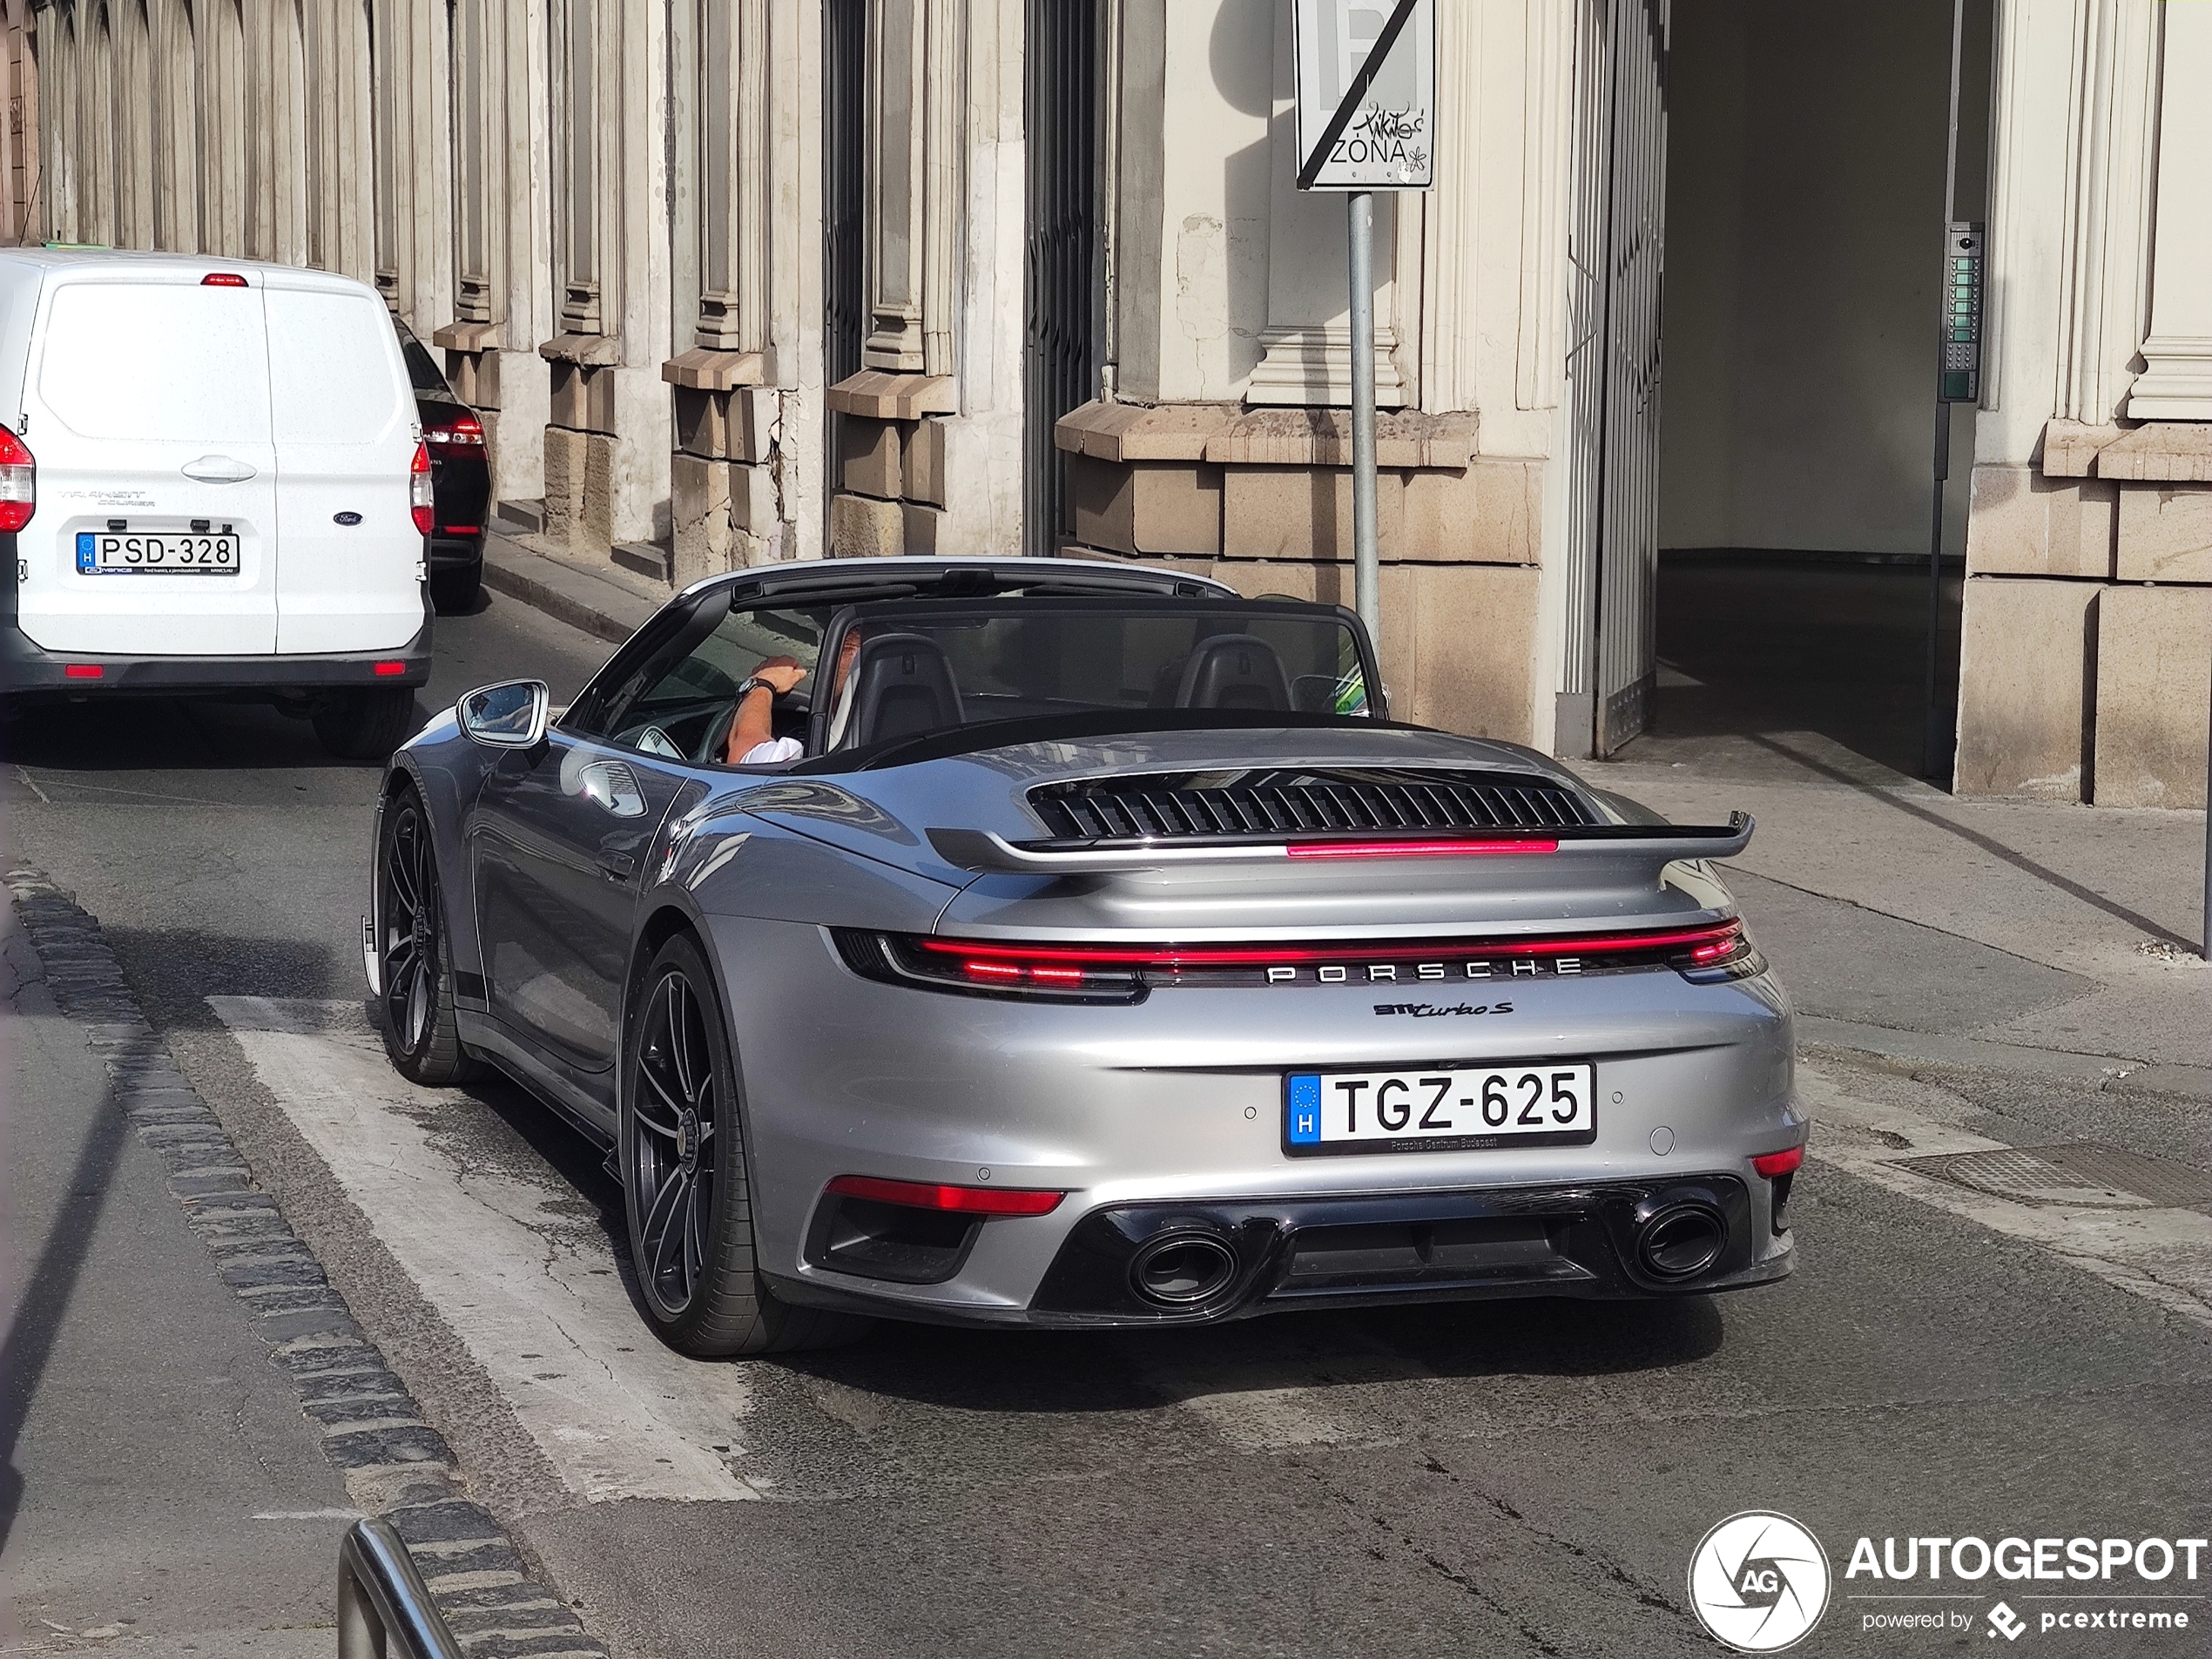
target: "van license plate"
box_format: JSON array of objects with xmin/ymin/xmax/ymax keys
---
[
  {"xmin": 76, "ymin": 531, "xmax": 240, "ymax": 575},
  {"xmin": 1285, "ymin": 1062, "xmax": 1596, "ymax": 1155}
]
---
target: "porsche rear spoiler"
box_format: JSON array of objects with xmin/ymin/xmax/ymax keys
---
[{"xmin": 927, "ymin": 813, "xmax": 1753, "ymax": 875}]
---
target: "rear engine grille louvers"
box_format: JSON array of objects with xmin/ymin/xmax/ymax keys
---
[{"xmin": 1028, "ymin": 771, "xmax": 1601, "ymax": 842}]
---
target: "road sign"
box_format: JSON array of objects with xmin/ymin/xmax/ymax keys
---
[{"xmin": 1294, "ymin": 0, "xmax": 1435, "ymax": 193}]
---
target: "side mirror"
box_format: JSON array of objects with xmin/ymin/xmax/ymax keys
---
[{"xmin": 458, "ymin": 679, "xmax": 550, "ymax": 748}]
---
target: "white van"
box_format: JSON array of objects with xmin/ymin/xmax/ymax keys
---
[{"xmin": 0, "ymin": 250, "xmax": 432, "ymax": 758}]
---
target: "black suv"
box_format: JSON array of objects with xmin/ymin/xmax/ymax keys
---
[{"xmin": 395, "ymin": 318, "xmax": 492, "ymax": 613}]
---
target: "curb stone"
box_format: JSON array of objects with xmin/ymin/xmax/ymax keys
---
[{"xmin": 4, "ymin": 866, "xmax": 610, "ymax": 1659}]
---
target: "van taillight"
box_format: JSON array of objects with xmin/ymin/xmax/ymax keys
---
[
  {"xmin": 409, "ymin": 442, "xmax": 434, "ymax": 536},
  {"xmin": 0, "ymin": 426, "xmax": 34, "ymax": 533},
  {"xmin": 201, "ymin": 272, "xmax": 249, "ymax": 287}
]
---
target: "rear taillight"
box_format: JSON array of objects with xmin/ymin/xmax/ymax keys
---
[
  {"xmin": 1668, "ymin": 919, "xmax": 1764, "ymax": 983},
  {"xmin": 831, "ymin": 916, "xmax": 1765, "ymax": 1003},
  {"xmin": 201, "ymin": 272, "xmax": 249, "ymax": 287},
  {"xmin": 409, "ymin": 442, "xmax": 434, "ymax": 536},
  {"xmin": 0, "ymin": 425, "xmax": 35, "ymax": 533},
  {"xmin": 423, "ymin": 415, "xmax": 485, "ymax": 448}
]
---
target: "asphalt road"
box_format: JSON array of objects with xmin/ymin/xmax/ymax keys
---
[{"xmin": 4, "ymin": 588, "xmax": 2209, "ymax": 1658}]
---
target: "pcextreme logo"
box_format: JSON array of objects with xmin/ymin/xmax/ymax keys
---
[{"xmin": 1688, "ymin": 1512, "xmax": 1833, "ymax": 1653}]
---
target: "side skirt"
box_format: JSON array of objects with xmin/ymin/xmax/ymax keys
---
[{"xmin": 456, "ymin": 1009, "xmax": 619, "ymax": 1151}]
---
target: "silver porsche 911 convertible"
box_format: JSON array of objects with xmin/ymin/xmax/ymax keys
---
[{"xmin": 364, "ymin": 556, "xmax": 1804, "ymax": 1357}]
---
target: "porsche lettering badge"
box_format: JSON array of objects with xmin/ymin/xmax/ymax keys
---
[{"xmin": 1265, "ymin": 959, "xmax": 1581, "ymax": 985}]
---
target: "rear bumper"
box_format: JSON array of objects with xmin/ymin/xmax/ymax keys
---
[
  {"xmin": 428, "ymin": 533, "xmax": 483, "ymax": 571},
  {"xmin": 1, "ymin": 612, "xmax": 434, "ymax": 695},
  {"xmin": 771, "ymin": 1174, "xmax": 1792, "ymax": 1328}
]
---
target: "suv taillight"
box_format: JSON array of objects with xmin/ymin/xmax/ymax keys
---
[
  {"xmin": 423, "ymin": 415, "xmax": 485, "ymax": 448},
  {"xmin": 0, "ymin": 425, "xmax": 34, "ymax": 533},
  {"xmin": 409, "ymin": 442, "xmax": 434, "ymax": 536}
]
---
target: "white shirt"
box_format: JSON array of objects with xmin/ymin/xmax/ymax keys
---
[{"xmin": 736, "ymin": 735, "xmax": 804, "ymax": 765}]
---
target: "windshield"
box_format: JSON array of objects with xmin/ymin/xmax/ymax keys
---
[{"xmin": 813, "ymin": 596, "xmax": 1373, "ymax": 756}]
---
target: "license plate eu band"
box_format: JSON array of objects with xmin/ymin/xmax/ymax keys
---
[
  {"xmin": 76, "ymin": 531, "xmax": 240, "ymax": 575},
  {"xmin": 1285, "ymin": 1062, "xmax": 1597, "ymax": 1156}
]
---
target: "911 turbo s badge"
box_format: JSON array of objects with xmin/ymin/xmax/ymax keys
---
[{"xmin": 1372, "ymin": 1001, "xmax": 1516, "ymax": 1018}]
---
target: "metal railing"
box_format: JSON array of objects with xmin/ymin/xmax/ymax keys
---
[{"xmin": 338, "ymin": 1518, "xmax": 464, "ymax": 1659}]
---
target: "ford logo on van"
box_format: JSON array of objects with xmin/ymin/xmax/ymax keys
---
[{"xmin": 333, "ymin": 511, "xmax": 363, "ymax": 526}]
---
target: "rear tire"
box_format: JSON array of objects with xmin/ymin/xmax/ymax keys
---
[
  {"xmin": 622, "ymin": 934, "xmax": 870, "ymax": 1358},
  {"xmin": 375, "ymin": 785, "xmax": 484, "ymax": 1086},
  {"xmin": 314, "ymin": 687, "xmax": 419, "ymax": 760},
  {"xmin": 431, "ymin": 565, "xmax": 482, "ymax": 614}
]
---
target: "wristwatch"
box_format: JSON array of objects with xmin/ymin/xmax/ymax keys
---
[{"xmin": 737, "ymin": 675, "xmax": 776, "ymax": 699}]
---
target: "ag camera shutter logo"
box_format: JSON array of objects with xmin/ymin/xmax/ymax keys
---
[{"xmin": 1689, "ymin": 1512, "xmax": 1832, "ymax": 1652}]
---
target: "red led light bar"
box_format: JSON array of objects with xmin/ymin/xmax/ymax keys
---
[
  {"xmin": 915, "ymin": 919, "xmax": 1745, "ymax": 971},
  {"xmin": 1285, "ymin": 838, "xmax": 1557, "ymax": 860},
  {"xmin": 1751, "ymin": 1145, "xmax": 1804, "ymax": 1179},
  {"xmin": 201, "ymin": 272, "xmax": 248, "ymax": 287},
  {"xmin": 63, "ymin": 663, "xmax": 103, "ymax": 680},
  {"xmin": 371, "ymin": 660, "xmax": 407, "ymax": 677},
  {"xmin": 826, "ymin": 1174, "xmax": 1065, "ymax": 1217}
]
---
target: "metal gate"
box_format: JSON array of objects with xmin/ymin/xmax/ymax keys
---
[
  {"xmin": 822, "ymin": 0, "xmax": 867, "ymax": 535},
  {"xmin": 1022, "ymin": 0, "xmax": 1100, "ymax": 555},
  {"xmin": 1559, "ymin": 0, "xmax": 1668, "ymax": 757}
]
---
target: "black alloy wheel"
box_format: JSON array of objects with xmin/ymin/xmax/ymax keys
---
[
  {"xmin": 621, "ymin": 934, "xmax": 867, "ymax": 1357},
  {"xmin": 376, "ymin": 786, "xmax": 482, "ymax": 1085}
]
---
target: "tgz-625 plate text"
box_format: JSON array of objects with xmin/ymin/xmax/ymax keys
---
[{"xmin": 1285, "ymin": 1062, "xmax": 1595, "ymax": 1155}]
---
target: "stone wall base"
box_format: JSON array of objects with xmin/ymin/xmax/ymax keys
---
[{"xmin": 1956, "ymin": 424, "xmax": 2212, "ymax": 806}]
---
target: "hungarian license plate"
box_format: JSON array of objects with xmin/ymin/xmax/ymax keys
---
[
  {"xmin": 76, "ymin": 531, "xmax": 240, "ymax": 575},
  {"xmin": 1285, "ymin": 1062, "xmax": 1596, "ymax": 1155}
]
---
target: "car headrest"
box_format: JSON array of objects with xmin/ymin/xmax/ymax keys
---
[
  {"xmin": 1173, "ymin": 633, "xmax": 1294, "ymax": 711},
  {"xmin": 842, "ymin": 632, "xmax": 966, "ymax": 747}
]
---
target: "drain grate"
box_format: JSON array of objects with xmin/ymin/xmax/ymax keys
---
[{"xmin": 1900, "ymin": 1143, "xmax": 2212, "ymax": 1211}]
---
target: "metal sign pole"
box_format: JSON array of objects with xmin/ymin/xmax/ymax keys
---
[
  {"xmin": 1294, "ymin": 0, "xmax": 1430, "ymax": 660},
  {"xmin": 1348, "ymin": 192, "xmax": 1380, "ymax": 644}
]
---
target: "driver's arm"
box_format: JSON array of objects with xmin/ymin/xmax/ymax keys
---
[{"xmin": 725, "ymin": 656, "xmax": 807, "ymax": 764}]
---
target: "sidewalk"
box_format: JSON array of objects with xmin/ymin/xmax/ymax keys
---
[
  {"xmin": 1, "ymin": 903, "xmax": 349, "ymax": 1655},
  {"xmin": 1587, "ymin": 726, "xmax": 2210, "ymax": 1092},
  {"xmin": 469, "ymin": 552, "xmax": 2210, "ymax": 1096}
]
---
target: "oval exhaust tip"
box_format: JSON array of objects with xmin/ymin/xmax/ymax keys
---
[
  {"xmin": 1130, "ymin": 1231, "xmax": 1238, "ymax": 1307},
  {"xmin": 1636, "ymin": 1204, "xmax": 1725, "ymax": 1281}
]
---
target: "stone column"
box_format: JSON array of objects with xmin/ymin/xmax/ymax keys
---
[{"xmin": 2126, "ymin": 0, "xmax": 2212, "ymax": 419}]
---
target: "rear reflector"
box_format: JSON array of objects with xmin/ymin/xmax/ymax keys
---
[
  {"xmin": 439, "ymin": 524, "xmax": 482, "ymax": 536},
  {"xmin": 201, "ymin": 272, "xmax": 248, "ymax": 287},
  {"xmin": 372, "ymin": 661, "xmax": 407, "ymax": 678},
  {"xmin": 64, "ymin": 664, "xmax": 103, "ymax": 679},
  {"xmin": 826, "ymin": 1174, "xmax": 1065, "ymax": 1217},
  {"xmin": 1285, "ymin": 838, "xmax": 1558, "ymax": 860},
  {"xmin": 1752, "ymin": 1146, "xmax": 1804, "ymax": 1179}
]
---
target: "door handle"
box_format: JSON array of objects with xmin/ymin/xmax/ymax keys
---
[
  {"xmin": 182, "ymin": 455, "xmax": 259, "ymax": 483},
  {"xmin": 596, "ymin": 848, "xmax": 636, "ymax": 881}
]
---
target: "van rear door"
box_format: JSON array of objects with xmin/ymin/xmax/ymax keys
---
[
  {"xmin": 17, "ymin": 273, "xmax": 280, "ymax": 657},
  {"xmin": 262, "ymin": 279, "xmax": 423, "ymax": 655}
]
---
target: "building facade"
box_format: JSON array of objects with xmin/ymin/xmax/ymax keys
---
[{"xmin": 21, "ymin": 0, "xmax": 2212, "ymax": 806}]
